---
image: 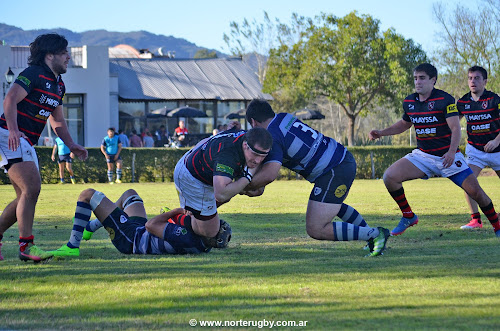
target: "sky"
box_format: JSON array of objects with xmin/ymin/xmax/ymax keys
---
[{"xmin": 0, "ymin": 0, "xmax": 469, "ymax": 54}]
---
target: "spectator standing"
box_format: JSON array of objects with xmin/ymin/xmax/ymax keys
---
[
  {"xmin": 129, "ymin": 129, "xmax": 143, "ymax": 147},
  {"xmin": 143, "ymin": 132, "xmax": 154, "ymax": 147},
  {"xmin": 101, "ymin": 127, "xmax": 123, "ymax": 184},
  {"xmin": 51, "ymin": 136, "xmax": 76, "ymax": 184},
  {"xmin": 154, "ymin": 125, "xmax": 170, "ymax": 147},
  {"xmin": 174, "ymin": 120, "xmax": 189, "ymax": 147},
  {"xmin": 118, "ymin": 129, "xmax": 129, "ymax": 148}
]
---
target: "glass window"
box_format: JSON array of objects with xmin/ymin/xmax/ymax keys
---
[
  {"xmin": 119, "ymin": 101, "xmax": 146, "ymax": 134},
  {"xmin": 38, "ymin": 93, "xmax": 84, "ymax": 146}
]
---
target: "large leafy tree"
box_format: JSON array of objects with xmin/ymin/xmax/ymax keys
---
[{"xmin": 265, "ymin": 12, "xmax": 427, "ymax": 146}]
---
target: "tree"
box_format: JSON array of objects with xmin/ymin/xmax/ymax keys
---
[
  {"xmin": 433, "ymin": 0, "xmax": 500, "ymax": 96},
  {"xmin": 223, "ymin": 11, "xmax": 310, "ymax": 84},
  {"xmin": 265, "ymin": 11, "xmax": 427, "ymax": 146},
  {"xmin": 193, "ymin": 49, "xmax": 217, "ymax": 59}
]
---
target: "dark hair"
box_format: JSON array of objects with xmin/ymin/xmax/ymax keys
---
[
  {"xmin": 413, "ymin": 63, "xmax": 438, "ymax": 80},
  {"xmin": 132, "ymin": 129, "xmax": 137, "ymax": 134},
  {"xmin": 28, "ymin": 33, "xmax": 68, "ymax": 66},
  {"xmin": 108, "ymin": 127, "xmax": 115, "ymax": 132},
  {"xmin": 246, "ymin": 99, "xmax": 275, "ymax": 124},
  {"xmin": 245, "ymin": 127, "xmax": 273, "ymax": 151},
  {"xmin": 468, "ymin": 65, "xmax": 488, "ymax": 80}
]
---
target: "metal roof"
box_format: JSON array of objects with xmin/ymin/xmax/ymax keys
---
[{"xmin": 109, "ymin": 57, "xmax": 272, "ymax": 101}]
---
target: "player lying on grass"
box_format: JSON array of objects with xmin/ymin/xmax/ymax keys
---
[{"xmin": 49, "ymin": 188, "xmax": 231, "ymax": 256}]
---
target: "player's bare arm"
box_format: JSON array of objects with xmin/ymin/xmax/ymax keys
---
[
  {"xmin": 50, "ymin": 106, "xmax": 88, "ymax": 160},
  {"xmin": 213, "ymin": 174, "xmax": 251, "ymax": 203},
  {"xmin": 484, "ymin": 133, "xmax": 500, "ymax": 153},
  {"xmin": 369, "ymin": 119, "xmax": 413, "ymax": 140},
  {"xmin": 443, "ymin": 116, "xmax": 462, "ymax": 168},
  {"xmin": 3, "ymin": 84, "xmax": 28, "ymax": 151},
  {"xmin": 246, "ymin": 162, "xmax": 281, "ymax": 191},
  {"xmin": 145, "ymin": 207, "xmax": 185, "ymax": 238}
]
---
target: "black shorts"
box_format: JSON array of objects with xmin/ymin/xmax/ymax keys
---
[
  {"xmin": 106, "ymin": 155, "xmax": 122, "ymax": 163},
  {"xmin": 102, "ymin": 208, "xmax": 147, "ymax": 254},
  {"xmin": 58, "ymin": 154, "xmax": 72, "ymax": 164},
  {"xmin": 309, "ymin": 150, "xmax": 356, "ymax": 204}
]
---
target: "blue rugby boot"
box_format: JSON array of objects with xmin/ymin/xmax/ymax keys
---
[{"xmin": 391, "ymin": 214, "xmax": 419, "ymax": 236}]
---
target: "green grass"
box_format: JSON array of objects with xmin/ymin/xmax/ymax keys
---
[{"xmin": 0, "ymin": 178, "xmax": 499, "ymax": 330}]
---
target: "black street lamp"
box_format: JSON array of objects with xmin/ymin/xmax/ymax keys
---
[{"xmin": 3, "ymin": 67, "xmax": 15, "ymax": 98}]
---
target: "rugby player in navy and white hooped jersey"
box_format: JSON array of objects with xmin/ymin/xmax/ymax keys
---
[
  {"xmin": 173, "ymin": 127, "xmax": 273, "ymax": 242},
  {"xmin": 457, "ymin": 66, "xmax": 500, "ymax": 230},
  {"xmin": 244, "ymin": 100, "xmax": 391, "ymax": 257},
  {"xmin": 46, "ymin": 188, "xmax": 232, "ymax": 258},
  {"xmin": 370, "ymin": 63, "xmax": 500, "ymax": 237},
  {"xmin": 0, "ymin": 34, "xmax": 88, "ymax": 262}
]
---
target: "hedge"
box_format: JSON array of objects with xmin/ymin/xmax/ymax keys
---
[{"xmin": 0, "ymin": 145, "xmax": 455, "ymax": 184}]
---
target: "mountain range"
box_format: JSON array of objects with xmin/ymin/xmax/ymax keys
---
[{"xmin": 0, "ymin": 23, "xmax": 226, "ymax": 58}]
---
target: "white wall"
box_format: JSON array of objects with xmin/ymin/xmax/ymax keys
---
[
  {"xmin": 0, "ymin": 45, "xmax": 113, "ymax": 148},
  {"xmin": 63, "ymin": 46, "xmax": 111, "ymax": 147}
]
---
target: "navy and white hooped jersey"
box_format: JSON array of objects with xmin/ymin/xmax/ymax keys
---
[
  {"xmin": 133, "ymin": 223, "xmax": 210, "ymax": 255},
  {"xmin": 265, "ymin": 113, "xmax": 346, "ymax": 182},
  {"xmin": 402, "ymin": 88, "xmax": 458, "ymax": 157},
  {"xmin": 457, "ymin": 90, "xmax": 500, "ymax": 153}
]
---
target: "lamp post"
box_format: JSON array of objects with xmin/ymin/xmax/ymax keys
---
[{"xmin": 3, "ymin": 67, "xmax": 15, "ymax": 98}]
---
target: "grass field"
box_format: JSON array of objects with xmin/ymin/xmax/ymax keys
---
[{"xmin": 0, "ymin": 178, "xmax": 499, "ymax": 330}]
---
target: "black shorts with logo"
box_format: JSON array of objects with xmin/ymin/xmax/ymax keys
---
[
  {"xmin": 102, "ymin": 208, "xmax": 147, "ymax": 254},
  {"xmin": 309, "ymin": 150, "xmax": 356, "ymax": 204}
]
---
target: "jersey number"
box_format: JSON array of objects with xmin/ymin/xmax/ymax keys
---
[{"xmin": 291, "ymin": 122, "xmax": 318, "ymax": 143}]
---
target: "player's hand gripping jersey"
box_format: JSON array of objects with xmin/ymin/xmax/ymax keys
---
[
  {"xmin": 264, "ymin": 113, "xmax": 346, "ymax": 182},
  {"xmin": 402, "ymin": 88, "xmax": 458, "ymax": 156},
  {"xmin": 457, "ymin": 90, "xmax": 500, "ymax": 153}
]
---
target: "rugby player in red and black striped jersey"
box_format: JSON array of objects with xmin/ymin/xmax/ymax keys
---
[
  {"xmin": 0, "ymin": 34, "xmax": 88, "ymax": 262},
  {"xmin": 370, "ymin": 63, "xmax": 500, "ymax": 237},
  {"xmin": 173, "ymin": 127, "xmax": 273, "ymax": 241},
  {"xmin": 457, "ymin": 66, "xmax": 500, "ymax": 230}
]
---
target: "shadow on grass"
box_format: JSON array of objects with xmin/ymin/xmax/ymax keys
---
[{"xmin": 1, "ymin": 212, "xmax": 499, "ymax": 329}]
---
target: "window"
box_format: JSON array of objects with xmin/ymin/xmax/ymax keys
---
[{"xmin": 39, "ymin": 93, "xmax": 84, "ymax": 146}]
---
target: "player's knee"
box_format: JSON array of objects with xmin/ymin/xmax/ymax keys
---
[
  {"xmin": 79, "ymin": 188, "xmax": 96, "ymax": 203},
  {"xmin": 305, "ymin": 223, "xmax": 322, "ymax": 240},
  {"xmin": 24, "ymin": 185, "xmax": 41, "ymax": 201}
]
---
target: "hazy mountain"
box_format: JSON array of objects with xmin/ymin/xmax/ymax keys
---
[{"xmin": 0, "ymin": 23, "xmax": 226, "ymax": 58}]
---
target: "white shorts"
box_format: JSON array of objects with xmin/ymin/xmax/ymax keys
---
[
  {"xmin": 404, "ymin": 149, "xmax": 470, "ymax": 179},
  {"xmin": 0, "ymin": 128, "xmax": 39, "ymax": 171},
  {"xmin": 173, "ymin": 152, "xmax": 217, "ymax": 217},
  {"xmin": 465, "ymin": 144, "xmax": 500, "ymax": 171}
]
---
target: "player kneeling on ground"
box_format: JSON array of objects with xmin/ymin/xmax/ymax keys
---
[{"xmin": 49, "ymin": 188, "xmax": 231, "ymax": 256}]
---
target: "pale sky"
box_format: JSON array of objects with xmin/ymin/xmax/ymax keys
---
[{"xmin": 0, "ymin": 0, "xmax": 472, "ymax": 54}]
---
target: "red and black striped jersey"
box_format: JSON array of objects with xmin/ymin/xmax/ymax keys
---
[
  {"xmin": 402, "ymin": 88, "xmax": 458, "ymax": 156},
  {"xmin": 0, "ymin": 64, "xmax": 65, "ymax": 145},
  {"xmin": 185, "ymin": 130, "xmax": 247, "ymax": 185},
  {"xmin": 457, "ymin": 90, "xmax": 500, "ymax": 153}
]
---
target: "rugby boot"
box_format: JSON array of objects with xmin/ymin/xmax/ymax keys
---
[
  {"xmin": 48, "ymin": 244, "xmax": 80, "ymax": 257},
  {"xmin": 391, "ymin": 214, "xmax": 419, "ymax": 236},
  {"xmin": 367, "ymin": 227, "xmax": 390, "ymax": 257},
  {"xmin": 460, "ymin": 218, "xmax": 482, "ymax": 229},
  {"xmin": 19, "ymin": 243, "xmax": 53, "ymax": 262},
  {"xmin": 82, "ymin": 229, "xmax": 94, "ymax": 241}
]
